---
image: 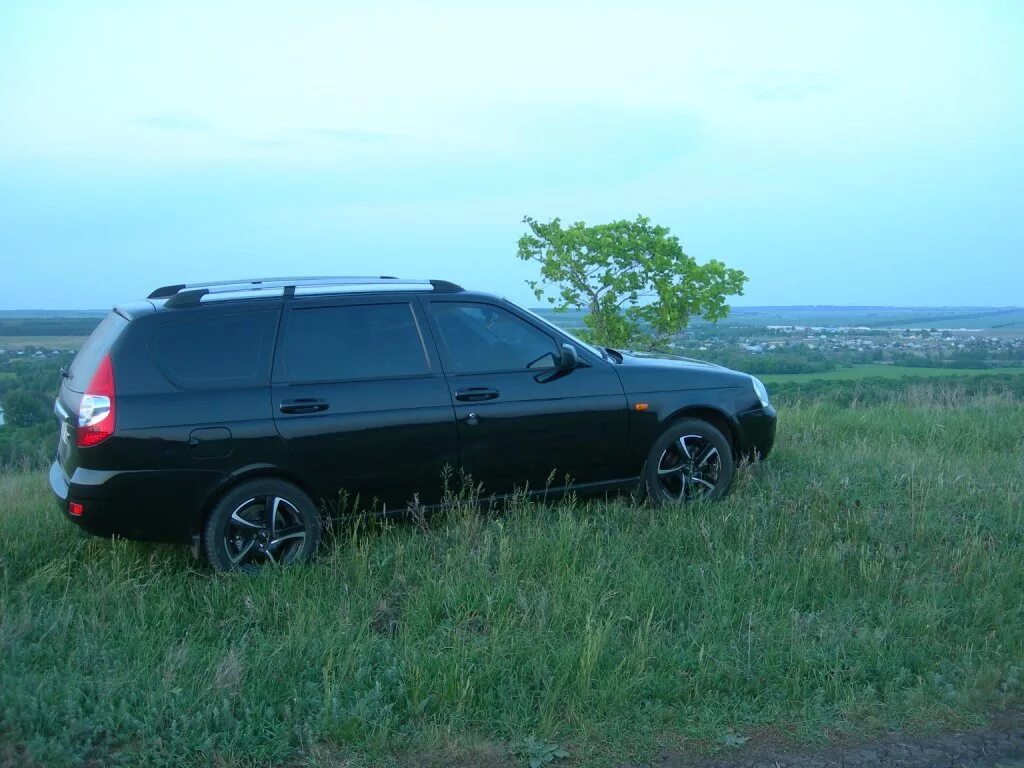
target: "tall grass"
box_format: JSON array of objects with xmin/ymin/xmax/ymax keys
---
[
  {"xmin": 1, "ymin": 395, "xmax": 1022, "ymax": 767},
  {"xmin": 771, "ymin": 373, "xmax": 1024, "ymax": 408}
]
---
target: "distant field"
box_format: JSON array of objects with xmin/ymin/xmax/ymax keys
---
[
  {"xmin": 761, "ymin": 364, "xmax": 1024, "ymax": 384},
  {"xmin": 2, "ymin": 308, "xmax": 1021, "ymax": 347},
  {"xmin": 0, "ymin": 335, "xmax": 87, "ymax": 350},
  {"xmin": 711, "ymin": 306, "xmax": 1024, "ymax": 331},
  {"xmin": 536, "ymin": 306, "xmax": 1024, "ymax": 334}
]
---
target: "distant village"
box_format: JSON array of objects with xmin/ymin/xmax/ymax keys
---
[
  {"xmin": 673, "ymin": 324, "xmax": 1024, "ymax": 371},
  {"xmin": 0, "ymin": 347, "xmax": 65, "ymax": 359},
  {"xmin": 1, "ymin": 322, "xmax": 1023, "ymax": 375}
]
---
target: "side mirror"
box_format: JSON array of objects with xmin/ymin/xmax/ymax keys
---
[{"xmin": 557, "ymin": 343, "xmax": 579, "ymax": 371}]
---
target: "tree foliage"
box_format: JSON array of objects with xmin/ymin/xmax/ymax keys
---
[
  {"xmin": 0, "ymin": 350, "xmax": 72, "ymax": 466},
  {"xmin": 516, "ymin": 215, "xmax": 747, "ymax": 349},
  {"xmin": 1, "ymin": 389, "xmax": 50, "ymax": 428}
]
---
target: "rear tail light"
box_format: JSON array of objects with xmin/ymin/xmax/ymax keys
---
[
  {"xmin": 68, "ymin": 502, "xmax": 84, "ymax": 516},
  {"xmin": 77, "ymin": 354, "xmax": 116, "ymax": 447}
]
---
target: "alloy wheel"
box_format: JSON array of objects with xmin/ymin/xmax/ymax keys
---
[
  {"xmin": 224, "ymin": 495, "xmax": 308, "ymax": 568},
  {"xmin": 656, "ymin": 434, "xmax": 722, "ymax": 502}
]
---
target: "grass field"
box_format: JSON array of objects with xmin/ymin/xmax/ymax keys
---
[
  {"xmin": 761, "ymin": 364, "xmax": 1024, "ymax": 384},
  {"xmin": 0, "ymin": 335, "xmax": 86, "ymax": 350},
  {"xmin": 1, "ymin": 394, "xmax": 1023, "ymax": 767}
]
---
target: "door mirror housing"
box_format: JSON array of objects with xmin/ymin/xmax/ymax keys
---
[
  {"xmin": 535, "ymin": 343, "xmax": 581, "ymax": 383},
  {"xmin": 557, "ymin": 343, "xmax": 579, "ymax": 371}
]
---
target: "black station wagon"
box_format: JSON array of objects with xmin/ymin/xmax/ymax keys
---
[{"xmin": 50, "ymin": 276, "xmax": 776, "ymax": 571}]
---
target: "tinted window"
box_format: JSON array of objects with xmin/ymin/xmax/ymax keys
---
[
  {"xmin": 152, "ymin": 310, "xmax": 277, "ymax": 389},
  {"xmin": 430, "ymin": 303, "xmax": 558, "ymax": 373},
  {"xmin": 281, "ymin": 303, "xmax": 430, "ymax": 382},
  {"xmin": 67, "ymin": 312, "xmax": 128, "ymax": 393}
]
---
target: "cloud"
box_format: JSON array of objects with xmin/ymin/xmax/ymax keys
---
[
  {"xmin": 747, "ymin": 72, "xmax": 841, "ymax": 100},
  {"xmin": 235, "ymin": 136, "xmax": 292, "ymax": 149},
  {"xmin": 464, "ymin": 102, "xmax": 698, "ymax": 153},
  {"xmin": 711, "ymin": 70, "xmax": 841, "ymax": 101},
  {"xmin": 135, "ymin": 114, "xmax": 299, "ymax": 152},
  {"xmin": 311, "ymin": 128, "xmax": 396, "ymax": 144},
  {"xmin": 137, "ymin": 112, "xmax": 216, "ymax": 133}
]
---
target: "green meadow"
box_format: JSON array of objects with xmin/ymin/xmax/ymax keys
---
[
  {"xmin": 1, "ymin": 389, "xmax": 1022, "ymax": 766},
  {"xmin": 761, "ymin": 364, "xmax": 1024, "ymax": 384}
]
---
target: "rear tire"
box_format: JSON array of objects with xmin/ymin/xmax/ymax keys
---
[
  {"xmin": 643, "ymin": 418, "xmax": 734, "ymax": 506},
  {"xmin": 203, "ymin": 478, "xmax": 321, "ymax": 573}
]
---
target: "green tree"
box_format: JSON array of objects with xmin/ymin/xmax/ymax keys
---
[
  {"xmin": 517, "ymin": 215, "xmax": 747, "ymax": 349},
  {"xmin": 1, "ymin": 389, "xmax": 49, "ymax": 428}
]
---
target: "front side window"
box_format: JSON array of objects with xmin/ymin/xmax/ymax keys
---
[
  {"xmin": 281, "ymin": 303, "xmax": 429, "ymax": 382},
  {"xmin": 430, "ymin": 302, "xmax": 558, "ymax": 374}
]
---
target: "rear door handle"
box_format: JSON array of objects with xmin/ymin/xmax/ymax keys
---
[
  {"xmin": 279, "ymin": 398, "xmax": 329, "ymax": 414},
  {"xmin": 455, "ymin": 387, "xmax": 499, "ymax": 402}
]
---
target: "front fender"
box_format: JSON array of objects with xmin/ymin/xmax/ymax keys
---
[{"xmin": 624, "ymin": 386, "xmax": 760, "ymax": 467}]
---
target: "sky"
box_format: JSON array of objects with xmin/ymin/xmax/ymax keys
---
[{"xmin": 1, "ymin": 0, "xmax": 1022, "ymax": 309}]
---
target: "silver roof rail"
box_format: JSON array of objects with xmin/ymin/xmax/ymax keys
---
[
  {"xmin": 149, "ymin": 276, "xmax": 404, "ymax": 298},
  {"xmin": 152, "ymin": 276, "xmax": 462, "ymax": 307}
]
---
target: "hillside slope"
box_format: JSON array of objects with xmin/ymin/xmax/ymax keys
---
[{"xmin": 1, "ymin": 395, "xmax": 1022, "ymax": 767}]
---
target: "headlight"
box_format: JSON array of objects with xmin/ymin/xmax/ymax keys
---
[{"xmin": 751, "ymin": 376, "xmax": 770, "ymax": 408}]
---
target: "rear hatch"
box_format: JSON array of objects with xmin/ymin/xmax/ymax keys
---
[{"xmin": 55, "ymin": 311, "xmax": 128, "ymax": 475}]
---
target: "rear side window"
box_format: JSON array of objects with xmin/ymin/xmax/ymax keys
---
[
  {"xmin": 281, "ymin": 303, "xmax": 430, "ymax": 382},
  {"xmin": 66, "ymin": 312, "xmax": 128, "ymax": 393},
  {"xmin": 152, "ymin": 310, "xmax": 277, "ymax": 389}
]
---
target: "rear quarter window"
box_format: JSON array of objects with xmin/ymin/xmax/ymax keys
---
[
  {"xmin": 151, "ymin": 310, "xmax": 278, "ymax": 389},
  {"xmin": 66, "ymin": 312, "xmax": 128, "ymax": 392}
]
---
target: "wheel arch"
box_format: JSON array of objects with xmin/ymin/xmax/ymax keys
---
[
  {"xmin": 192, "ymin": 464, "xmax": 319, "ymax": 537},
  {"xmin": 663, "ymin": 405, "xmax": 739, "ymax": 458}
]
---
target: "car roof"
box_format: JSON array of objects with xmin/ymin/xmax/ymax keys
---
[
  {"xmin": 156, "ymin": 276, "xmax": 462, "ymax": 305},
  {"xmin": 112, "ymin": 276, "xmax": 468, "ymax": 317}
]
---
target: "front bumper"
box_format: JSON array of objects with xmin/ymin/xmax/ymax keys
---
[{"xmin": 735, "ymin": 404, "xmax": 777, "ymax": 460}]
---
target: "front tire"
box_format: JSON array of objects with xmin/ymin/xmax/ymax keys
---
[
  {"xmin": 203, "ymin": 478, "xmax": 321, "ymax": 573},
  {"xmin": 643, "ymin": 418, "xmax": 734, "ymax": 505}
]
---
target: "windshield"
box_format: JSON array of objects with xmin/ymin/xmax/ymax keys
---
[{"xmin": 514, "ymin": 304, "xmax": 607, "ymax": 359}]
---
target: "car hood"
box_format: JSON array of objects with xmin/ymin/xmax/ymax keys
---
[{"xmin": 611, "ymin": 349, "xmax": 752, "ymax": 392}]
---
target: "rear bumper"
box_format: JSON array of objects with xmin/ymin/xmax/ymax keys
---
[
  {"xmin": 49, "ymin": 460, "xmax": 223, "ymax": 543},
  {"xmin": 49, "ymin": 461, "xmax": 119, "ymax": 538},
  {"xmin": 49, "ymin": 460, "xmax": 71, "ymax": 513},
  {"xmin": 735, "ymin": 404, "xmax": 777, "ymax": 460}
]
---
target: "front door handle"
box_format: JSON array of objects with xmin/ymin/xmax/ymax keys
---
[
  {"xmin": 455, "ymin": 387, "xmax": 499, "ymax": 402},
  {"xmin": 279, "ymin": 398, "xmax": 329, "ymax": 414}
]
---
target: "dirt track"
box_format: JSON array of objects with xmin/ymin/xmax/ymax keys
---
[{"xmin": 628, "ymin": 720, "xmax": 1024, "ymax": 768}]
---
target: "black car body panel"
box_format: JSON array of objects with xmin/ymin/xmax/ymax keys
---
[
  {"xmin": 607, "ymin": 352, "xmax": 775, "ymax": 466},
  {"xmin": 424, "ymin": 295, "xmax": 631, "ymax": 495},
  {"xmin": 50, "ymin": 278, "xmax": 777, "ymax": 545}
]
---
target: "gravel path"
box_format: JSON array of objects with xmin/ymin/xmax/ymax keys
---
[{"xmin": 628, "ymin": 722, "xmax": 1024, "ymax": 768}]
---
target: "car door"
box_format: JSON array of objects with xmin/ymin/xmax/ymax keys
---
[
  {"xmin": 272, "ymin": 296, "xmax": 459, "ymax": 510},
  {"xmin": 422, "ymin": 297, "xmax": 630, "ymax": 496}
]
